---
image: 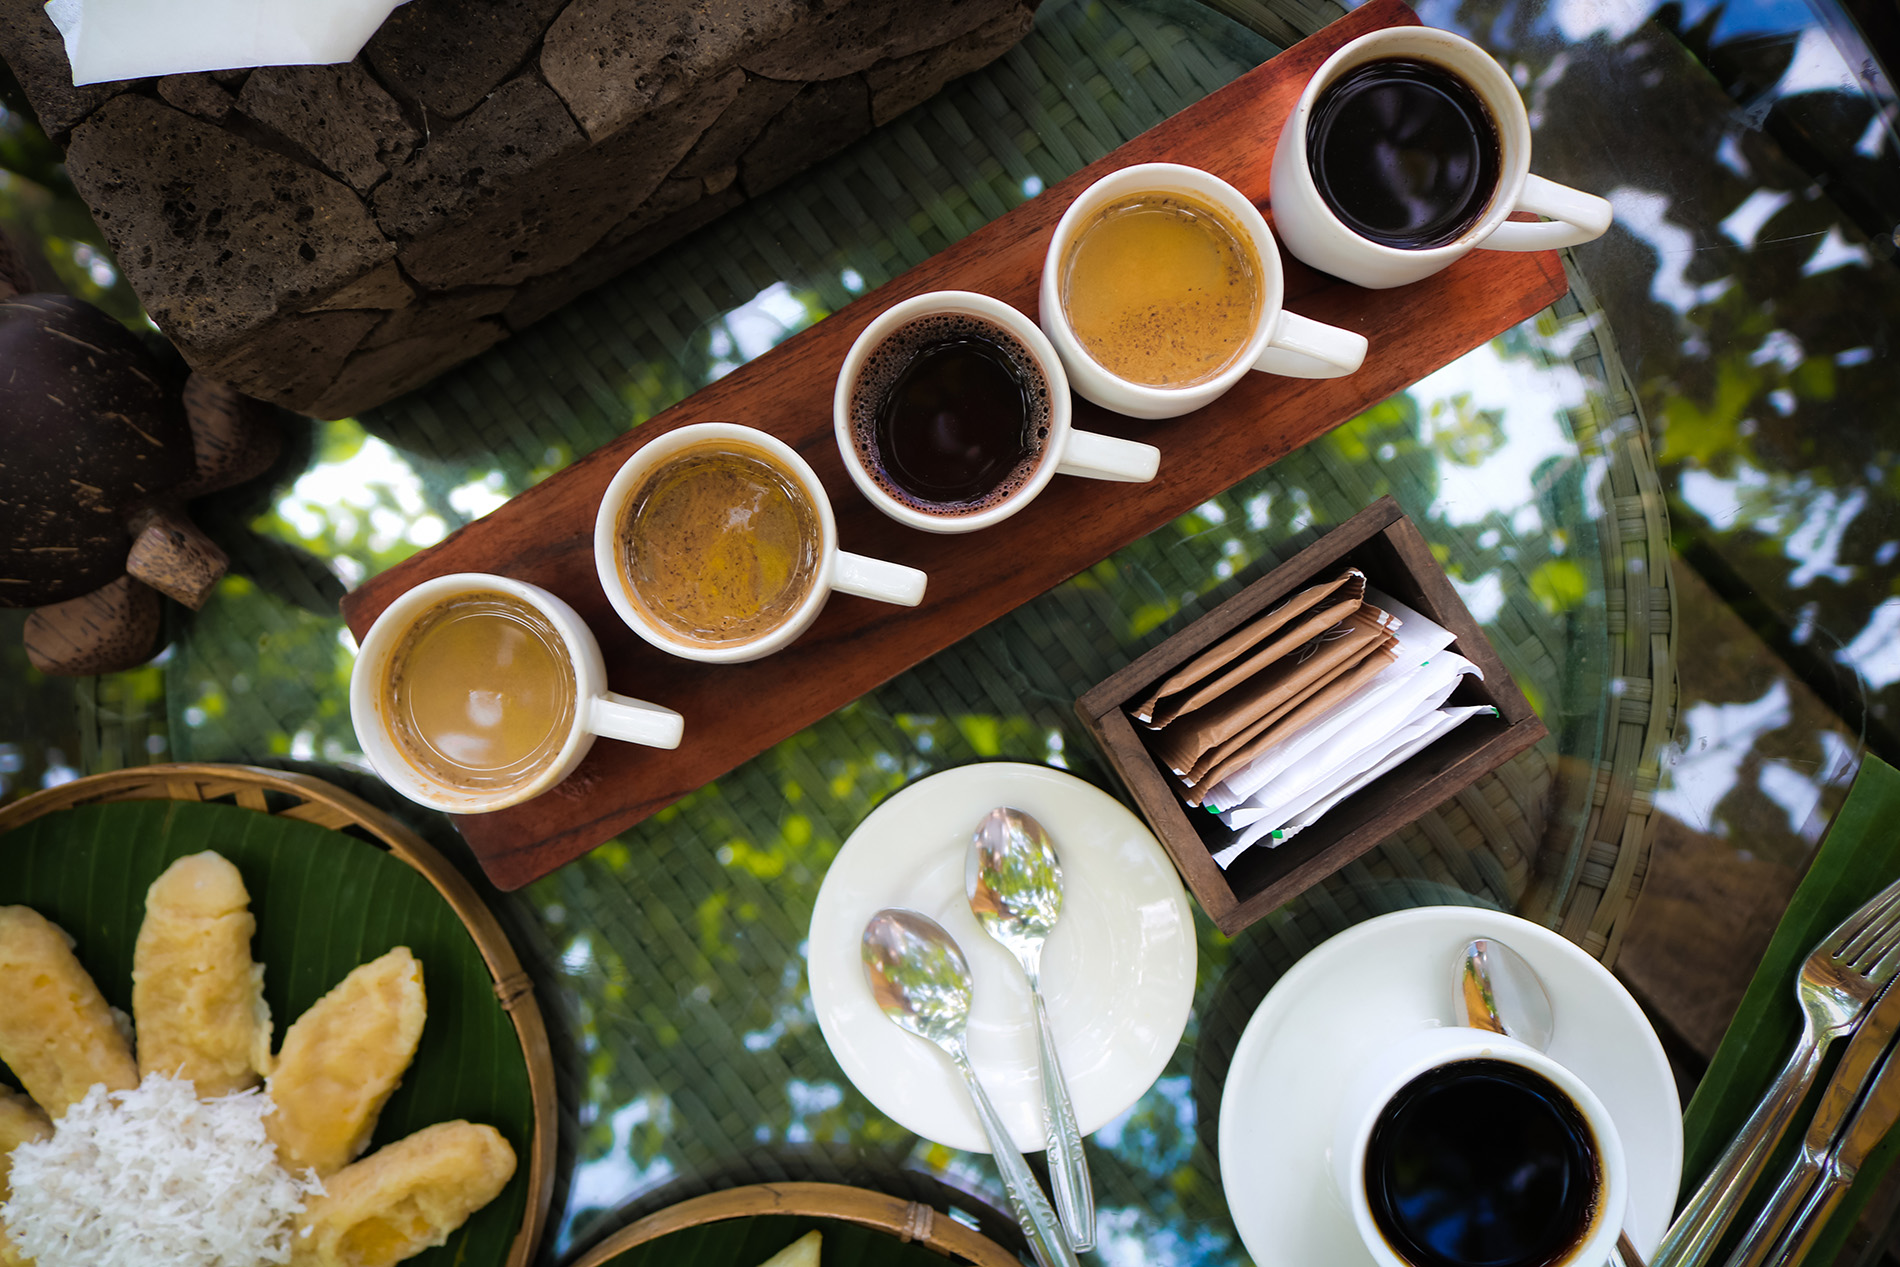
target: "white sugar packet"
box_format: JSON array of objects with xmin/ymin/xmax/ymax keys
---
[
  {"xmin": 45, "ymin": 0, "xmax": 409, "ymax": 85},
  {"xmin": 1203, "ymin": 589, "xmax": 1460, "ymax": 813},
  {"xmin": 1211, "ymin": 704, "xmax": 1497, "ymax": 866},
  {"xmin": 1208, "ymin": 702, "xmax": 1504, "ymax": 862},
  {"xmin": 1217, "ymin": 651, "xmax": 1479, "ymax": 828}
]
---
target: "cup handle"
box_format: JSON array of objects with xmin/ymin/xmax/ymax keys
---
[
  {"xmin": 832, "ymin": 551, "xmax": 928, "ymax": 607},
  {"xmin": 1252, "ymin": 311, "xmax": 1368, "ymax": 379},
  {"xmin": 586, "ymin": 693, "xmax": 684, "ymax": 749},
  {"xmin": 1055, "ymin": 429, "xmax": 1160, "ymax": 483},
  {"xmin": 1482, "ymin": 175, "xmax": 1613, "ymax": 251}
]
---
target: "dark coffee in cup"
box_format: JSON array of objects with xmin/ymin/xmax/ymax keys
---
[
  {"xmin": 1364, "ymin": 1058, "xmax": 1600, "ymax": 1267},
  {"xmin": 1307, "ymin": 57, "xmax": 1501, "ymax": 250},
  {"xmin": 847, "ymin": 313, "xmax": 1051, "ymax": 515}
]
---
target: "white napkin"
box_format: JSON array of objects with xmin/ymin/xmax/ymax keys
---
[{"xmin": 45, "ymin": 0, "xmax": 410, "ymax": 86}]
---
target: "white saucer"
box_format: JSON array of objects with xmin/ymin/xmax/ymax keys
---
[
  {"xmin": 810, "ymin": 762, "xmax": 1196, "ymax": 1154},
  {"xmin": 1218, "ymin": 907, "xmax": 1682, "ymax": 1266}
]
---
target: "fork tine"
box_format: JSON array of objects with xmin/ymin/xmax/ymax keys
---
[
  {"xmin": 1862, "ymin": 935, "xmax": 1900, "ymax": 990},
  {"xmin": 1852, "ymin": 918, "xmax": 1900, "ymax": 976},
  {"xmin": 1833, "ymin": 883, "xmax": 1900, "ymax": 959}
]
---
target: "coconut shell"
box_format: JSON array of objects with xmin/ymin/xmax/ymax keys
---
[{"xmin": 0, "ymin": 294, "xmax": 194, "ymax": 606}]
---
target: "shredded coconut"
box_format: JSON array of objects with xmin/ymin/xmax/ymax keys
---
[{"xmin": 1, "ymin": 1073, "xmax": 323, "ymax": 1267}]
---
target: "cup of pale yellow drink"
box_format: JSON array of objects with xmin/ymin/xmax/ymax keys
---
[
  {"xmin": 350, "ymin": 572, "xmax": 684, "ymax": 813},
  {"xmin": 1038, "ymin": 161, "xmax": 1368, "ymax": 420}
]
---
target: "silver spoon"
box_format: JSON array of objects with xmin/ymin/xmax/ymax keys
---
[
  {"xmin": 968, "ymin": 807, "xmax": 1095, "ymax": 1252},
  {"xmin": 1456, "ymin": 937, "xmax": 1648, "ymax": 1267},
  {"xmin": 862, "ymin": 908, "xmax": 1079, "ymax": 1267}
]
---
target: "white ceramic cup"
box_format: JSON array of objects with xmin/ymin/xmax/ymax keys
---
[
  {"xmin": 350, "ymin": 571, "xmax": 685, "ymax": 814},
  {"xmin": 1332, "ymin": 1026, "xmax": 1629, "ymax": 1267},
  {"xmin": 1272, "ymin": 26, "xmax": 1614, "ymax": 290},
  {"xmin": 1038, "ymin": 162, "xmax": 1368, "ymax": 421},
  {"xmin": 833, "ymin": 290, "xmax": 1160, "ymax": 534},
  {"xmin": 594, "ymin": 422, "xmax": 928, "ymax": 663}
]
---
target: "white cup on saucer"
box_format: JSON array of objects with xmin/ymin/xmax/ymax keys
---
[
  {"xmin": 1332, "ymin": 1025, "xmax": 1630, "ymax": 1267},
  {"xmin": 1271, "ymin": 27, "xmax": 1613, "ymax": 290},
  {"xmin": 833, "ymin": 290, "xmax": 1160, "ymax": 534},
  {"xmin": 351, "ymin": 571, "xmax": 684, "ymax": 815},
  {"xmin": 594, "ymin": 422, "xmax": 928, "ymax": 663},
  {"xmin": 1038, "ymin": 161, "xmax": 1369, "ymax": 420}
]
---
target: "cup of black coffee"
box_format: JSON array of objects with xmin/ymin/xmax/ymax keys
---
[
  {"xmin": 1272, "ymin": 27, "xmax": 1612, "ymax": 290},
  {"xmin": 833, "ymin": 291, "xmax": 1160, "ymax": 534},
  {"xmin": 1332, "ymin": 1027, "xmax": 1629, "ymax": 1267}
]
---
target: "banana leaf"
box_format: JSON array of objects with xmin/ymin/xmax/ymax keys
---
[
  {"xmin": 591, "ymin": 1214, "xmax": 974, "ymax": 1267},
  {"xmin": 0, "ymin": 798, "xmax": 534, "ymax": 1267},
  {"xmin": 1679, "ymin": 753, "xmax": 1900, "ymax": 1265}
]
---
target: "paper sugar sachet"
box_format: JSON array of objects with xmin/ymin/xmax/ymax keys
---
[
  {"xmin": 1210, "ymin": 704, "xmax": 1498, "ymax": 865},
  {"xmin": 1217, "ymin": 649, "xmax": 1482, "ymax": 826},
  {"xmin": 1181, "ymin": 643, "xmax": 1399, "ymax": 791},
  {"xmin": 1132, "ymin": 570, "xmax": 1366, "ymax": 726},
  {"xmin": 1150, "ymin": 603, "xmax": 1398, "ymax": 780},
  {"xmin": 1204, "ymin": 590, "xmax": 1457, "ymax": 811}
]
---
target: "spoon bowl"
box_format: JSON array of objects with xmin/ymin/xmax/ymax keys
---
[{"xmin": 861, "ymin": 907, "xmax": 1079, "ymax": 1267}]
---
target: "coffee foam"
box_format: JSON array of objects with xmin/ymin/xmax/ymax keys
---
[{"xmin": 848, "ymin": 312, "xmax": 1051, "ymax": 516}]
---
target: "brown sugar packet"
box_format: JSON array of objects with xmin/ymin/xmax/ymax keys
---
[
  {"xmin": 1131, "ymin": 569, "xmax": 1366, "ymax": 726},
  {"xmin": 1176, "ymin": 619, "xmax": 1397, "ymax": 793},
  {"xmin": 1150, "ymin": 605, "xmax": 1393, "ymax": 775},
  {"xmin": 1179, "ymin": 607, "xmax": 1401, "ymax": 784},
  {"xmin": 1185, "ymin": 637, "xmax": 1401, "ymax": 799},
  {"xmin": 1184, "ymin": 633, "xmax": 1400, "ymax": 787},
  {"xmin": 1149, "ymin": 593, "xmax": 1367, "ymax": 730}
]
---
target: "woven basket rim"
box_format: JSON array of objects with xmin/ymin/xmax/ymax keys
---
[
  {"xmin": 0, "ymin": 761, "xmax": 557, "ymax": 1267},
  {"xmin": 568, "ymin": 1181, "xmax": 1021, "ymax": 1267}
]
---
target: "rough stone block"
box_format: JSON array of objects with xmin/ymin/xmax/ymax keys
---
[
  {"xmin": 743, "ymin": 0, "xmax": 1004, "ymax": 81},
  {"xmin": 2, "ymin": 0, "xmax": 1037, "ymax": 416},
  {"xmin": 156, "ymin": 74, "xmax": 235, "ymax": 123},
  {"xmin": 501, "ymin": 175, "xmax": 739, "ymax": 330},
  {"xmin": 0, "ymin": 0, "xmax": 138, "ymax": 138},
  {"xmin": 307, "ymin": 320, "xmax": 507, "ymax": 420},
  {"xmin": 198, "ymin": 308, "xmax": 383, "ymax": 403},
  {"xmin": 540, "ymin": 0, "xmax": 807, "ymax": 142},
  {"xmin": 237, "ymin": 65, "xmax": 420, "ymax": 194},
  {"xmin": 64, "ymin": 95, "xmax": 395, "ymax": 359},
  {"xmin": 370, "ymin": 77, "xmax": 587, "ymax": 241},
  {"xmin": 867, "ymin": 5, "xmax": 1035, "ymax": 126},
  {"xmin": 393, "ymin": 68, "xmax": 741, "ymax": 289},
  {"xmin": 365, "ymin": 0, "xmax": 572, "ymax": 120},
  {"xmin": 673, "ymin": 73, "xmax": 803, "ymax": 182},
  {"xmin": 740, "ymin": 74, "xmax": 872, "ymax": 198},
  {"xmin": 305, "ymin": 261, "xmax": 415, "ymax": 312}
]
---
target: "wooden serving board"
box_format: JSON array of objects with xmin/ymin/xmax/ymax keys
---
[{"xmin": 342, "ymin": 0, "xmax": 1569, "ymax": 890}]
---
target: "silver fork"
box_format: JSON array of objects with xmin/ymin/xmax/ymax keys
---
[{"xmin": 1651, "ymin": 878, "xmax": 1900, "ymax": 1267}]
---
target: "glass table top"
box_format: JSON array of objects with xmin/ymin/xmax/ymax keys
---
[{"xmin": 2, "ymin": 0, "xmax": 1897, "ymax": 1258}]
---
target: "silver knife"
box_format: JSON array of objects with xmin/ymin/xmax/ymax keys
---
[
  {"xmin": 1727, "ymin": 977, "xmax": 1900, "ymax": 1267},
  {"xmin": 1759, "ymin": 1023, "xmax": 1900, "ymax": 1267}
]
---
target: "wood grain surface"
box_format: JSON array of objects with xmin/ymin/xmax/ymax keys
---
[{"xmin": 342, "ymin": 0, "xmax": 1570, "ymax": 889}]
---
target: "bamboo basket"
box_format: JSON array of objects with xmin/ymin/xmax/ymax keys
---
[
  {"xmin": 0, "ymin": 762, "xmax": 557, "ymax": 1267},
  {"xmin": 569, "ymin": 1182, "xmax": 1020, "ymax": 1267}
]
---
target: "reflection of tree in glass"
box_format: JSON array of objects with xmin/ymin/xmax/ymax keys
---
[{"xmin": 1441, "ymin": 0, "xmax": 1900, "ymax": 762}]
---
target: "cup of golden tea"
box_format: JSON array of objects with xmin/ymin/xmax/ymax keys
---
[
  {"xmin": 1038, "ymin": 162, "xmax": 1369, "ymax": 420},
  {"xmin": 594, "ymin": 422, "xmax": 929, "ymax": 663},
  {"xmin": 350, "ymin": 572, "xmax": 685, "ymax": 814},
  {"xmin": 833, "ymin": 290, "xmax": 1160, "ymax": 535},
  {"xmin": 1271, "ymin": 27, "xmax": 1612, "ymax": 290}
]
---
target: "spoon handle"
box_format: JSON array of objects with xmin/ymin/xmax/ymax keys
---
[
  {"xmin": 951, "ymin": 1045, "xmax": 1081, "ymax": 1267},
  {"xmin": 1030, "ymin": 988, "xmax": 1095, "ymax": 1250}
]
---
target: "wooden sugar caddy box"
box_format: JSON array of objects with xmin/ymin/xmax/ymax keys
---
[{"xmin": 1075, "ymin": 496, "xmax": 1547, "ymax": 935}]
